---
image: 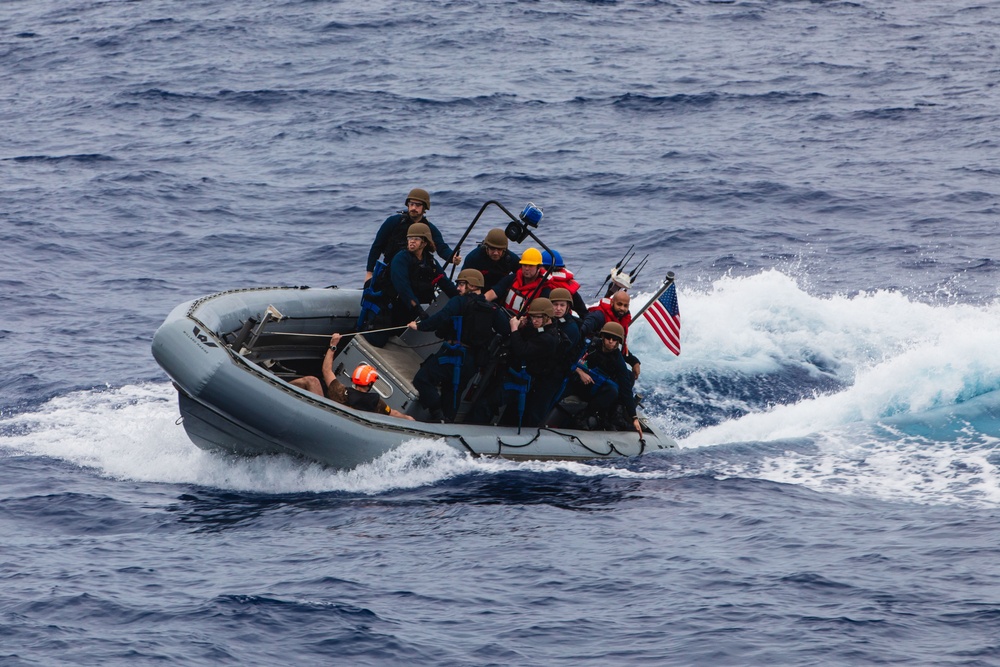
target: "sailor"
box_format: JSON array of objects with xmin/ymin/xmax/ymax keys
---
[
  {"xmin": 407, "ymin": 268, "xmax": 507, "ymax": 422},
  {"xmin": 534, "ymin": 287, "xmax": 582, "ymax": 422},
  {"xmin": 484, "ymin": 247, "xmax": 548, "ymax": 316},
  {"xmin": 540, "ymin": 249, "xmax": 588, "ymax": 319},
  {"xmin": 392, "ymin": 222, "xmax": 459, "ymax": 317},
  {"xmin": 289, "ymin": 333, "xmax": 414, "ymax": 420},
  {"xmin": 581, "ymin": 289, "xmax": 640, "ymax": 380},
  {"xmin": 548, "ymin": 287, "xmax": 581, "ymax": 359},
  {"xmin": 501, "ymin": 297, "xmax": 561, "ymax": 428},
  {"xmin": 345, "ymin": 363, "xmax": 416, "ymax": 419},
  {"xmin": 460, "ymin": 228, "xmax": 521, "ymax": 292},
  {"xmin": 366, "ymin": 222, "xmax": 459, "ymax": 347},
  {"xmin": 365, "ymin": 188, "xmax": 460, "ymax": 285},
  {"xmin": 562, "ymin": 322, "xmax": 642, "ymax": 435}
]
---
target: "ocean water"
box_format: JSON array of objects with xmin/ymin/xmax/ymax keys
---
[{"xmin": 3, "ymin": 1, "xmax": 1000, "ymax": 665}]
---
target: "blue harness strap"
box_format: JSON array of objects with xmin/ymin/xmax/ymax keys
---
[
  {"xmin": 573, "ymin": 361, "xmax": 619, "ymax": 398},
  {"xmin": 503, "ymin": 365, "xmax": 532, "ymax": 431},
  {"xmin": 436, "ymin": 316, "xmax": 465, "ymax": 412},
  {"xmin": 356, "ymin": 260, "xmax": 388, "ymax": 330},
  {"xmin": 545, "ymin": 340, "xmax": 591, "ymax": 417}
]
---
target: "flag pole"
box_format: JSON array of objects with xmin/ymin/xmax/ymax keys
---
[{"xmin": 632, "ymin": 271, "xmax": 675, "ymax": 321}]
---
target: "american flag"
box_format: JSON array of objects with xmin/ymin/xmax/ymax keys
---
[{"xmin": 641, "ymin": 282, "xmax": 681, "ymax": 355}]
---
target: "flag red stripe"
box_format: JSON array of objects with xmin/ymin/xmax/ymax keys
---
[{"xmin": 643, "ymin": 303, "xmax": 680, "ymax": 355}]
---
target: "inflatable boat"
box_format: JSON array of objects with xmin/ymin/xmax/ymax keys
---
[{"xmin": 151, "ymin": 285, "xmax": 677, "ymax": 470}]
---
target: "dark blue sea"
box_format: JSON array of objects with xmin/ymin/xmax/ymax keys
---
[{"xmin": 3, "ymin": 1, "xmax": 1000, "ymax": 664}]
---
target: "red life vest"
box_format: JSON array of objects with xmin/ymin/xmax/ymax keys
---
[
  {"xmin": 544, "ymin": 268, "xmax": 580, "ymax": 294},
  {"xmin": 502, "ymin": 269, "xmax": 545, "ymax": 313}
]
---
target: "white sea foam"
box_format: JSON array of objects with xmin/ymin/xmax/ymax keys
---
[
  {"xmin": 628, "ymin": 271, "xmax": 1000, "ymax": 506},
  {"xmin": 644, "ymin": 271, "xmax": 1000, "ymax": 444},
  {"xmin": 0, "ymin": 383, "xmax": 652, "ymax": 495},
  {"xmin": 723, "ymin": 426, "xmax": 1000, "ymax": 507}
]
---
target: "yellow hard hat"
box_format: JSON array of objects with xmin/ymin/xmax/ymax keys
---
[{"xmin": 520, "ymin": 247, "xmax": 543, "ymax": 266}]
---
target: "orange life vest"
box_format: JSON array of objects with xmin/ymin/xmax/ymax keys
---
[{"xmin": 502, "ymin": 269, "xmax": 546, "ymax": 313}]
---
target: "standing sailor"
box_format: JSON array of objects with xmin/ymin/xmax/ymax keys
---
[
  {"xmin": 460, "ymin": 228, "xmax": 521, "ymax": 292},
  {"xmin": 407, "ymin": 269, "xmax": 507, "ymax": 422},
  {"xmin": 365, "ymin": 188, "xmax": 460, "ymax": 285}
]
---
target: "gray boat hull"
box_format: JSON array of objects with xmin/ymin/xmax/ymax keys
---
[{"xmin": 151, "ymin": 286, "xmax": 676, "ymax": 470}]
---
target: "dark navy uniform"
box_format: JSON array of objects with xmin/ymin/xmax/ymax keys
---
[
  {"xmin": 412, "ymin": 293, "xmax": 507, "ymax": 421},
  {"xmin": 565, "ymin": 340, "xmax": 637, "ymax": 429},
  {"xmin": 367, "ymin": 212, "xmax": 454, "ymax": 273},
  {"xmin": 461, "ymin": 245, "xmax": 521, "ymax": 292},
  {"xmin": 501, "ymin": 323, "xmax": 560, "ymax": 428}
]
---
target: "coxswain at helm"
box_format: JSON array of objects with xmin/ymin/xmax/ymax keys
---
[
  {"xmin": 365, "ymin": 221, "xmax": 459, "ymax": 347},
  {"xmin": 365, "ymin": 188, "xmax": 461, "ymax": 285},
  {"xmin": 289, "ymin": 334, "xmax": 414, "ymax": 420}
]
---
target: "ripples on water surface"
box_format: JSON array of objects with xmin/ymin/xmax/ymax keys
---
[{"xmin": 2, "ymin": 1, "xmax": 1000, "ymax": 665}]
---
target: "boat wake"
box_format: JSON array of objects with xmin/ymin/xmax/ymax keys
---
[
  {"xmin": 630, "ymin": 270, "xmax": 1000, "ymax": 507},
  {"xmin": 2, "ymin": 270, "xmax": 998, "ymax": 506},
  {"xmin": 0, "ymin": 383, "xmax": 664, "ymax": 495}
]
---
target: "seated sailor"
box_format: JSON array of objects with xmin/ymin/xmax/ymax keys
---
[
  {"xmin": 581, "ymin": 289, "xmax": 641, "ymax": 381},
  {"xmin": 289, "ymin": 333, "xmax": 414, "ymax": 420},
  {"xmin": 343, "ymin": 363, "xmax": 415, "ymax": 419},
  {"xmin": 547, "ymin": 287, "xmax": 581, "ymax": 353},
  {"xmin": 460, "ymin": 228, "xmax": 521, "ymax": 293},
  {"xmin": 500, "ymin": 297, "xmax": 562, "ymax": 429},
  {"xmin": 407, "ymin": 268, "xmax": 507, "ymax": 423},
  {"xmin": 544, "ymin": 287, "xmax": 583, "ymax": 407},
  {"xmin": 540, "ymin": 249, "xmax": 588, "ymax": 319},
  {"xmin": 560, "ymin": 322, "xmax": 642, "ymax": 435},
  {"xmin": 484, "ymin": 247, "xmax": 548, "ymax": 316}
]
